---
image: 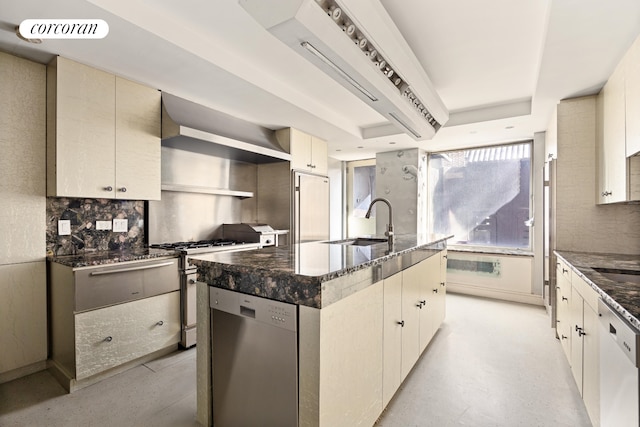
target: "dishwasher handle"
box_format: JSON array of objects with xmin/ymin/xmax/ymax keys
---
[{"xmin": 89, "ymin": 261, "xmax": 175, "ymax": 276}]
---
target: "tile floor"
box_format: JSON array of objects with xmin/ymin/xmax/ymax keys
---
[{"xmin": 0, "ymin": 293, "xmax": 592, "ymax": 427}]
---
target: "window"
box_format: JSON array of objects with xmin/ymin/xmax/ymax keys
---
[{"xmin": 428, "ymin": 142, "xmax": 532, "ymax": 249}]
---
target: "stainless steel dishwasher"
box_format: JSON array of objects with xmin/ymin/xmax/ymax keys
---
[
  {"xmin": 210, "ymin": 287, "xmax": 298, "ymax": 427},
  {"xmin": 598, "ymin": 298, "xmax": 639, "ymax": 427}
]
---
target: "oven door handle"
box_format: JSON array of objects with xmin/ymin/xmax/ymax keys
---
[{"xmin": 89, "ymin": 261, "xmax": 175, "ymax": 276}]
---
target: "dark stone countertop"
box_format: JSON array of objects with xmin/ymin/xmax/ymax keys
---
[
  {"xmin": 555, "ymin": 251, "xmax": 640, "ymax": 331},
  {"xmin": 47, "ymin": 248, "xmax": 178, "ymax": 268},
  {"xmin": 190, "ymin": 234, "xmax": 452, "ymax": 309}
]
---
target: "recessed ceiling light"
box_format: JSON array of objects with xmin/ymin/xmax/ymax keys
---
[
  {"xmin": 336, "ymin": 149, "xmax": 342, "ymax": 152},
  {"xmin": 505, "ymin": 125, "xmax": 515, "ymax": 129},
  {"xmin": 357, "ymin": 146, "xmax": 364, "ymax": 149},
  {"xmin": 389, "ymin": 141, "xmax": 396, "ymax": 145}
]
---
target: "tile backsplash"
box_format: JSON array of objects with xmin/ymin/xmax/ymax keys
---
[{"xmin": 46, "ymin": 198, "xmax": 145, "ymax": 256}]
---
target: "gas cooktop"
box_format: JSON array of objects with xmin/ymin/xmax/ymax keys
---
[{"xmin": 149, "ymin": 239, "xmax": 262, "ymax": 255}]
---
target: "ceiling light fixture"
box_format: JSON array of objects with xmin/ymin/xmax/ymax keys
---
[
  {"xmin": 389, "ymin": 112, "xmax": 421, "ymax": 139},
  {"xmin": 15, "ymin": 25, "xmax": 42, "ymax": 44},
  {"xmin": 301, "ymin": 41, "xmax": 378, "ymax": 102}
]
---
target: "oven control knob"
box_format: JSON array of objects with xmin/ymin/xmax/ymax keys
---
[{"xmin": 265, "ymin": 239, "xmax": 272, "ymax": 244}]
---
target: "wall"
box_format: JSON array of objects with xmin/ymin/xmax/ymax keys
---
[
  {"xmin": 148, "ymin": 147, "xmax": 259, "ymax": 243},
  {"xmin": 0, "ymin": 52, "xmax": 47, "ymax": 382},
  {"xmin": 446, "ymin": 251, "xmax": 538, "ymax": 305},
  {"xmin": 556, "ymin": 96, "xmax": 640, "ymax": 254}
]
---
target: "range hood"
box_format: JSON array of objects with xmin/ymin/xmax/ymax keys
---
[
  {"xmin": 239, "ymin": 0, "xmax": 449, "ymax": 140},
  {"xmin": 161, "ymin": 92, "xmax": 291, "ymax": 164}
]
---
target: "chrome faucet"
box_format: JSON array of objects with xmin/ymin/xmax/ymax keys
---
[{"xmin": 365, "ymin": 197, "xmax": 394, "ymax": 249}]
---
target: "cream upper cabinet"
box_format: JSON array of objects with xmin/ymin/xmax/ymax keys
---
[
  {"xmin": 277, "ymin": 128, "xmax": 328, "ymax": 174},
  {"xmin": 596, "ymin": 58, "xmax": 627, "ymax": 204},
  {"xmin": 47, "ymin": 57, "xmax": 161, "ymax": 200},
  {"xmin": 114, "ymin": 77, "xmax": 161, "ymax": 200},
  {"xmin": 626, "ymin": 35, "xmax": 640, "ymax": 157}
]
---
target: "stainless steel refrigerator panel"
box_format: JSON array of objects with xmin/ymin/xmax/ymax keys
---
[{"xmin": 293, "ymin": 172, "xmax": 330, "ymax": 244}]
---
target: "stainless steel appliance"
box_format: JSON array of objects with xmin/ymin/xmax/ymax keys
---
[
  {"xmin": 150, "ymin": 240, "xmax": 261, "ymax": 347},
  {"xmin": 209, "ymin": 287, "xmax": 298, "ymax": 427},
  {"xmin": 598, "ymin": 298, "xmax": 639, "ymax": 427},
  {"xmin": 292, "ymin": 171, "xmax": 330, "ymax": 244},
  {"xmin": 222, "ymin": 223, "xmax": 288, "ymax": 247}
]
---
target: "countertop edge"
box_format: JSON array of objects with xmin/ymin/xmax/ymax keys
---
[
  {"xmin": 555, "ymin": 250, "xmax": 640, "ymax": 332},
  {"xmin": 192, "ymin": 235, "xmax": 452, "ymax": 309}
]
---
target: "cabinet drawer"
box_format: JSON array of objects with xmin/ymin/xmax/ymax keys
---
[
  {"xmin": 75, "ymin": 291, "xmax": 180, "ymax": 379},
  {"xmin": 74, "ymin": 258, "xmax": 179, "ymax": 312}
]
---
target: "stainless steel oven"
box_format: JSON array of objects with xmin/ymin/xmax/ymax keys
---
[{"xmin": 150, "ymin": 240, "xmax": 262, "ymax": 347}]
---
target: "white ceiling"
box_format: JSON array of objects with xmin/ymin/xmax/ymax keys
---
[{"xmin": 1, "ymin": 0, "xmax": 639, "ymax": 161}]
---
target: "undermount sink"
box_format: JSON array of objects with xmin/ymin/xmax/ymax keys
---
[
  {"xmin": 593, "ymin": 267, "xmax": 640, "ymax": 284},
  {"xmin": 326, "ymin": 237, "xmax": 389, "ymax": 246}
]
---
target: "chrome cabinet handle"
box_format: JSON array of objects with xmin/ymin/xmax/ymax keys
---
[
  {"xmin": 156, "ymin": 320, "xmax": 164, "ymax": 326},
  {"xmin": 601, "ymin": 191, "xmax": 612, "ymax": 196},
  {"xmin": 104, "ymin": 186, "xmax": 113, "ymax": 192},
  {"xmin": 104, "ymin": 336, "xmax": 113, "ymax": 342},
  {"xmin": 119, "ymin": 187, "xmax": 127, "ymax": 193}
]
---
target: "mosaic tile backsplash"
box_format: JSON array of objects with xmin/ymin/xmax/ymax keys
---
[{"xmin": 46, "ymin": 198, "xmax": 145, "ymax": 256}]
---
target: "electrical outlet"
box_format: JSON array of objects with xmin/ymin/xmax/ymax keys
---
[
  {"xmin": 58, "ymin": 220, "xmax": 71, "ymax": 236},
  {"xmin": 113, "ymin": 218, "xmax": 128, "ymax": 233},
  {"xmin": 96, "ymin": 220, "xmax": 112, "ymax": 231}
]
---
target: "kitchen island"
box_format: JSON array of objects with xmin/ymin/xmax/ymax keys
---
[{"xmin": 191, "ymin": 234, "xmax": 451, "ymax": 427}]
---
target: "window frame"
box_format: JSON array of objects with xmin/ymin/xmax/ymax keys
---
[{"xmin": 427, "ymin": 140, "xmax": 534, "ymax": 252}]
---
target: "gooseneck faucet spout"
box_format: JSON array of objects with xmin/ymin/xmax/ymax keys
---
[{"xmin": 365, "ymin": 197, "xmax": 394, "ymax": 249}]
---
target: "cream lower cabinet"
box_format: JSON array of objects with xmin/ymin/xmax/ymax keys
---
[
  {"xmin": 555, "ymin": 257, "xmax": 600, "ymax": 427},
  {"xmin": 555, "ymin": 259, "xmax": 572, "ymax": 360},
  {"xmin": 47, "ymin": 56, "xmax": 161, "ymax": 200},
  {"xmin": 0, "ymin": 262, "xmax": 47, "ymax": 381},
  {"xmin": 75, "ymin": 292, "xmax": 180, "ymax": 380},
  {"xmin": 382, "ymin": 251, "xmax": 447, "ymax": 407},
  {"xmin": 569, "ymin": 272, "xmax": 600, "ymax": 426}
]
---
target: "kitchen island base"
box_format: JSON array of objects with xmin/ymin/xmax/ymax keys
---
[{"xmin": 195, "ymin": 237, "xmax": 449, "ymax": 426}]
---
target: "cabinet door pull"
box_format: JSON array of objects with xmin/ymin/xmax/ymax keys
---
[
  {"xmin": 104, "ymin": 186, "xmax": 113, "ymax": 192},
  {"xmin": 562, "ymin": 268, "xmax": 568, "ymax": 274},
  {"xmin": 90, "ymin": 261, "xmax": 175, "ymax": 276},
  {"xmin": 562, "ymin": 296, "xmax": 568, "ymax": 301},
  {"xmin": 440, "ymin": 282, "xmax": 446, "ymax": 286},
  {"xmin": 397, "ymin": 320, "xmax": 405, "ymax": 327},
  {"xmin": 561, "ymin": 335, "xmax": 568, "ymax": 340},
  {"xmin": 104, "ymin": 336, "xmax": 113, "ymax": 342},
  {"xmin": 156, "ymin": 320, "xmax": 164, "ymax": 326},
  {"xmin": 433, "ymin": 288, "xmax": 438, "ymax": 294},
  {"xmin": 119, "ymin": 187, "xmax": 127, "ymax": 193}
]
